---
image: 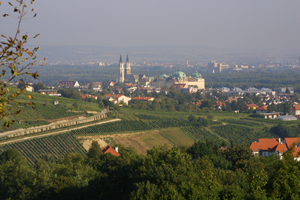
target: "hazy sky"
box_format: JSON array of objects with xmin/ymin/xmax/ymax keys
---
[{"xmin": 1, "ymin": 0, "xmax": 300, "ymax": 50}]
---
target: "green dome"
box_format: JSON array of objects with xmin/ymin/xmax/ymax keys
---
[
  {"xmin": 192, "ymin": 71, "xmax": 203, "ymax": 79},
  {"xmin": 172, "ymin": 69, "xmax": 186, "ymax": 78},
  {"xmin": 160, "ymin": 74, "xmax": 169, "ymax": 79}
]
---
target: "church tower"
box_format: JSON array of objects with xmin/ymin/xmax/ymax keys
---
[
  {"xmin": 119, "ymin": 55, "xmax": 125, "ymax": 83},
  {"xmin": 125, "ymin": 54, "xmax": 131, "ymax": 76}
]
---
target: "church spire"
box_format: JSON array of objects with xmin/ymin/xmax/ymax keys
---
[
  {"xmin": 119, "ymin": 54, "xmax": 123, "ymax": 63},
  {"xmin": 126, "ymin": 54, "xmax": 129, "ymax": 63}
]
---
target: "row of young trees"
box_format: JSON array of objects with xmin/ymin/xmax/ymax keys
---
[{"xmin": 0, "ymin": 140, "xmax": 300, "ymax": 199}]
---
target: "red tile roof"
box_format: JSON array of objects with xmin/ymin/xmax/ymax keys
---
[
  {"xmin": 284, "ymin": 137, "xmax": 300, "ymax": 149},
  {"xmin": 249, "ymin": 142, "xmax": 262, "ymax": 152},
  {"xmin": 193, "ymin": 100, "xmax": 202, "ymax": 106},
  {"xmin": 246, "ymin": 104, "xmax": 258, "ymax": 108},
  {"xmin": 225, "ymin": 97, "xmax": 238, "ymax": 103},
  {"xmin": 102, "ymin": 146, "xmax": 120, "ymax": 157},
  {"xmin": 250, "ymin": 138, "xmax": 279, "ymax": 152},
  {"xmin": 215, "ymin": 101, "xmax": 223, "ymax": 107},
  {"xmin": 274, "ymin": 143, "xmax": 288, "ymax": 153},
  {"xmin": 250, "ymin": 137, "xmax": 300, "ymax": 158},
  {"xmin": 293, "ymin": 105, "xmax": 300, "ymax": 111},
  {"xmin": 292, "ymin": 147, "xmax": 300, "ymax": 157},
  {"xmin": 257, "ymin": 105, "xmax": 268, "ymax": 111}
]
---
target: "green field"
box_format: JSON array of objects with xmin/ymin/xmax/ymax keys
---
[
  {"xmin": 159, "ymin": 128, "xmax": 195, "ymax": 146},
  {"xmin": 0, "ymin": 133, "xmax": 87, "ymax": 166},
  {"xmin": 0, "ymin": 106, "xmax": 284, "ymax": 164},
  {"xmin": 0, "ymin": 87, "xmax": 102, "ymax": 131}
]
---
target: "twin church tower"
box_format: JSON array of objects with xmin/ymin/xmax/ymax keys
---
[{"xmin": 119, "ymin": 54, "xmax": 131, "ymax": 83}]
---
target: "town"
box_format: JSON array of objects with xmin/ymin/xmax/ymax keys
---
[
  {"xmin": 2, "ymin": 0, "xmax": 300, "ymax": 199},
  {"xmin": 19, "ymin": 55, "xmax": 300, "ymax": 121}
]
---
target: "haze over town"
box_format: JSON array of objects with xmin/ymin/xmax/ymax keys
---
[{"xmin": 2, "ymin": 0, "xmax": 300, "ymax": 64}]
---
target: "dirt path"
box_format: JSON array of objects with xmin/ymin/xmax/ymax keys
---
[{"xmin": 0, "ymin": 118, "xmax": 121, "ymax": 145}]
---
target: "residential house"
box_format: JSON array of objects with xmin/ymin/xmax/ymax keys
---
[
  {"xmin": 218, "ymin": 87, "xmax": 230, "ymax": 92},
  {"xmin": 25, "ymin": 86, "xmax": 34, "ymax": 92},
  {"xmin": 215, "ymin": 101, "xmax": 224, "ymax": 110},
  {"xmin": 127, "ymin": 86, "xmax": 137, "ymax": 93},
  {"xmin": 91, "ymin": 82, "xmax": 102, "ymax": 91},
  {"xmin": 293, "ymin": 105, "xmax": 300, "ymax": 116},
  {"xmin": 250, "ymin": 137, "xmax": 300, "ymax": 160},
  {"xmin": 102, "ymin": 81, "xmax": 115, "ymax": 88},
  {"xmin": 225, "ymin": 97, "xmax": 239, "ymax": 104},
  {"xmin": 114, "ymin": 87, "xmax": 123, "ymax": 94},
  {"xmin": 37, "ymin": 89, "xmax": 61, "ymax": 96},
  {"xmin": 193, "ymin": 100, "xmax": 202, "ymax": 107},
  {"xmin": 259, "ymin": 112, "xmax": 281, "ymax": 119},
  {"xmin": 256, "ymin": 105, "xmax": 268, "ymax": 113},
  {"xmin": 102, "ymin": 146, "xmax": 120, "ymax": 157},
  {"xmin": 80, "ymin": 94, "xmax": 98, "ymax": 100},
  {"xmin": 103, "ymin": 94, "xmax": 131, "ymax": 105},
  {"xmin": 58, "ymin": 81, "xmax": 80, "ymax": 88},
  {"xmin": 246, "ymin": 104, "xmax": 258, "ymax": 110}
]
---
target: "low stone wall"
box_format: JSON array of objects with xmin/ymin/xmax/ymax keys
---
[{"xmin": 0, "ymin": 109, "xmax": 111, "ymax": 139}]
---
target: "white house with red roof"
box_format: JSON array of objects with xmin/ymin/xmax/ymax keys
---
[
  {"xmin": 256, "ymin": 105, "xmax": 268, "ymax": 113},
  {"xmin": 215, "ymin": 101, "xmax": 224, "ymax": 110},
  {"xmin": 250, "ymin": 137, "xmax": 300, "ymax": 160},
  {"xmin": 292, "ymin": 105, "xmax": 300, "ymax": 116},
  {"xmin": 102, "ymin": 146, "xmax": 120, "ymax": 157},
  {"xmin": 103, "ymin": 94, "xmax": 131, "ymax": 105}
]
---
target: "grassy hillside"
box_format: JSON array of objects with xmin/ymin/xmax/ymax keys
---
[
  {"xmin": 0, "ymin": 87, "xmax": 102, "ymax": 131},
  {"xmin": 75, "ymin": 108, "xmax": 279, "ymax": 146},
  {"xmin": 0, "ymin": 107, "xmax": 289, "ymax": 164}
]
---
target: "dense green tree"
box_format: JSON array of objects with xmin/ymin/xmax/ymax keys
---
[
  {"xmin": 0, "ymin": 149, "xmax": 35, "ymax": 199},
  {"xmin": 188, "ymin": 114, "xmax": 197, "ymax": 122},
  {"xmin": 223, "ymin": 144, "xmax": 253, "ymax": 169},
  {"xmin": 201, "ymin": 100, "xmax": 214, "ymax": 110},
  {"xmin": 151, "ymin": 99, "xmax": 161, "ymax": 111},
  {"xmin": 87, "ymin": 141, "xmax": 103, "ymax": 159},
  {"xmin": 59, "ymin": 88, "xmax": 81, "ymax": 100},
  {"xmin": 270, "ymin": 123, "xmax": 300, "ymax": 138},
  {"xmin": 33, "ymin": 82, "xmax": 47, "ymax": 91},
  {"xmin": 268, "ymin": 151, "xmax": 300, "ymax": 199},
  {"xmin": 187, "ymin": 140, "xmax": 219, "ymax": 159}
]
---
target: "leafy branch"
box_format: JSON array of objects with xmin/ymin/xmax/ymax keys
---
[{"xmin": 0, "ymin": 0, "xmax": 45, "ymax": 127}]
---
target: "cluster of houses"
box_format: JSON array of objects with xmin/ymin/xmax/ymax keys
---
[
  {"xmin": 103, "ymin": 94, "xmax": 154, "ymax": 106},
  {"xmin": 218, "ymin": 86, "xmax": 294, "ymax": 96},
  {"xmin": 250, "ymin": 137, "xmax": 300, "ymax": 161},
  {"xmin": 26, "ymin": 79, "xmax": 300, "ymax": 117},
  {"xmin": 246, "ymin": 104, "xmax": 300, "ymax": 120}
]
